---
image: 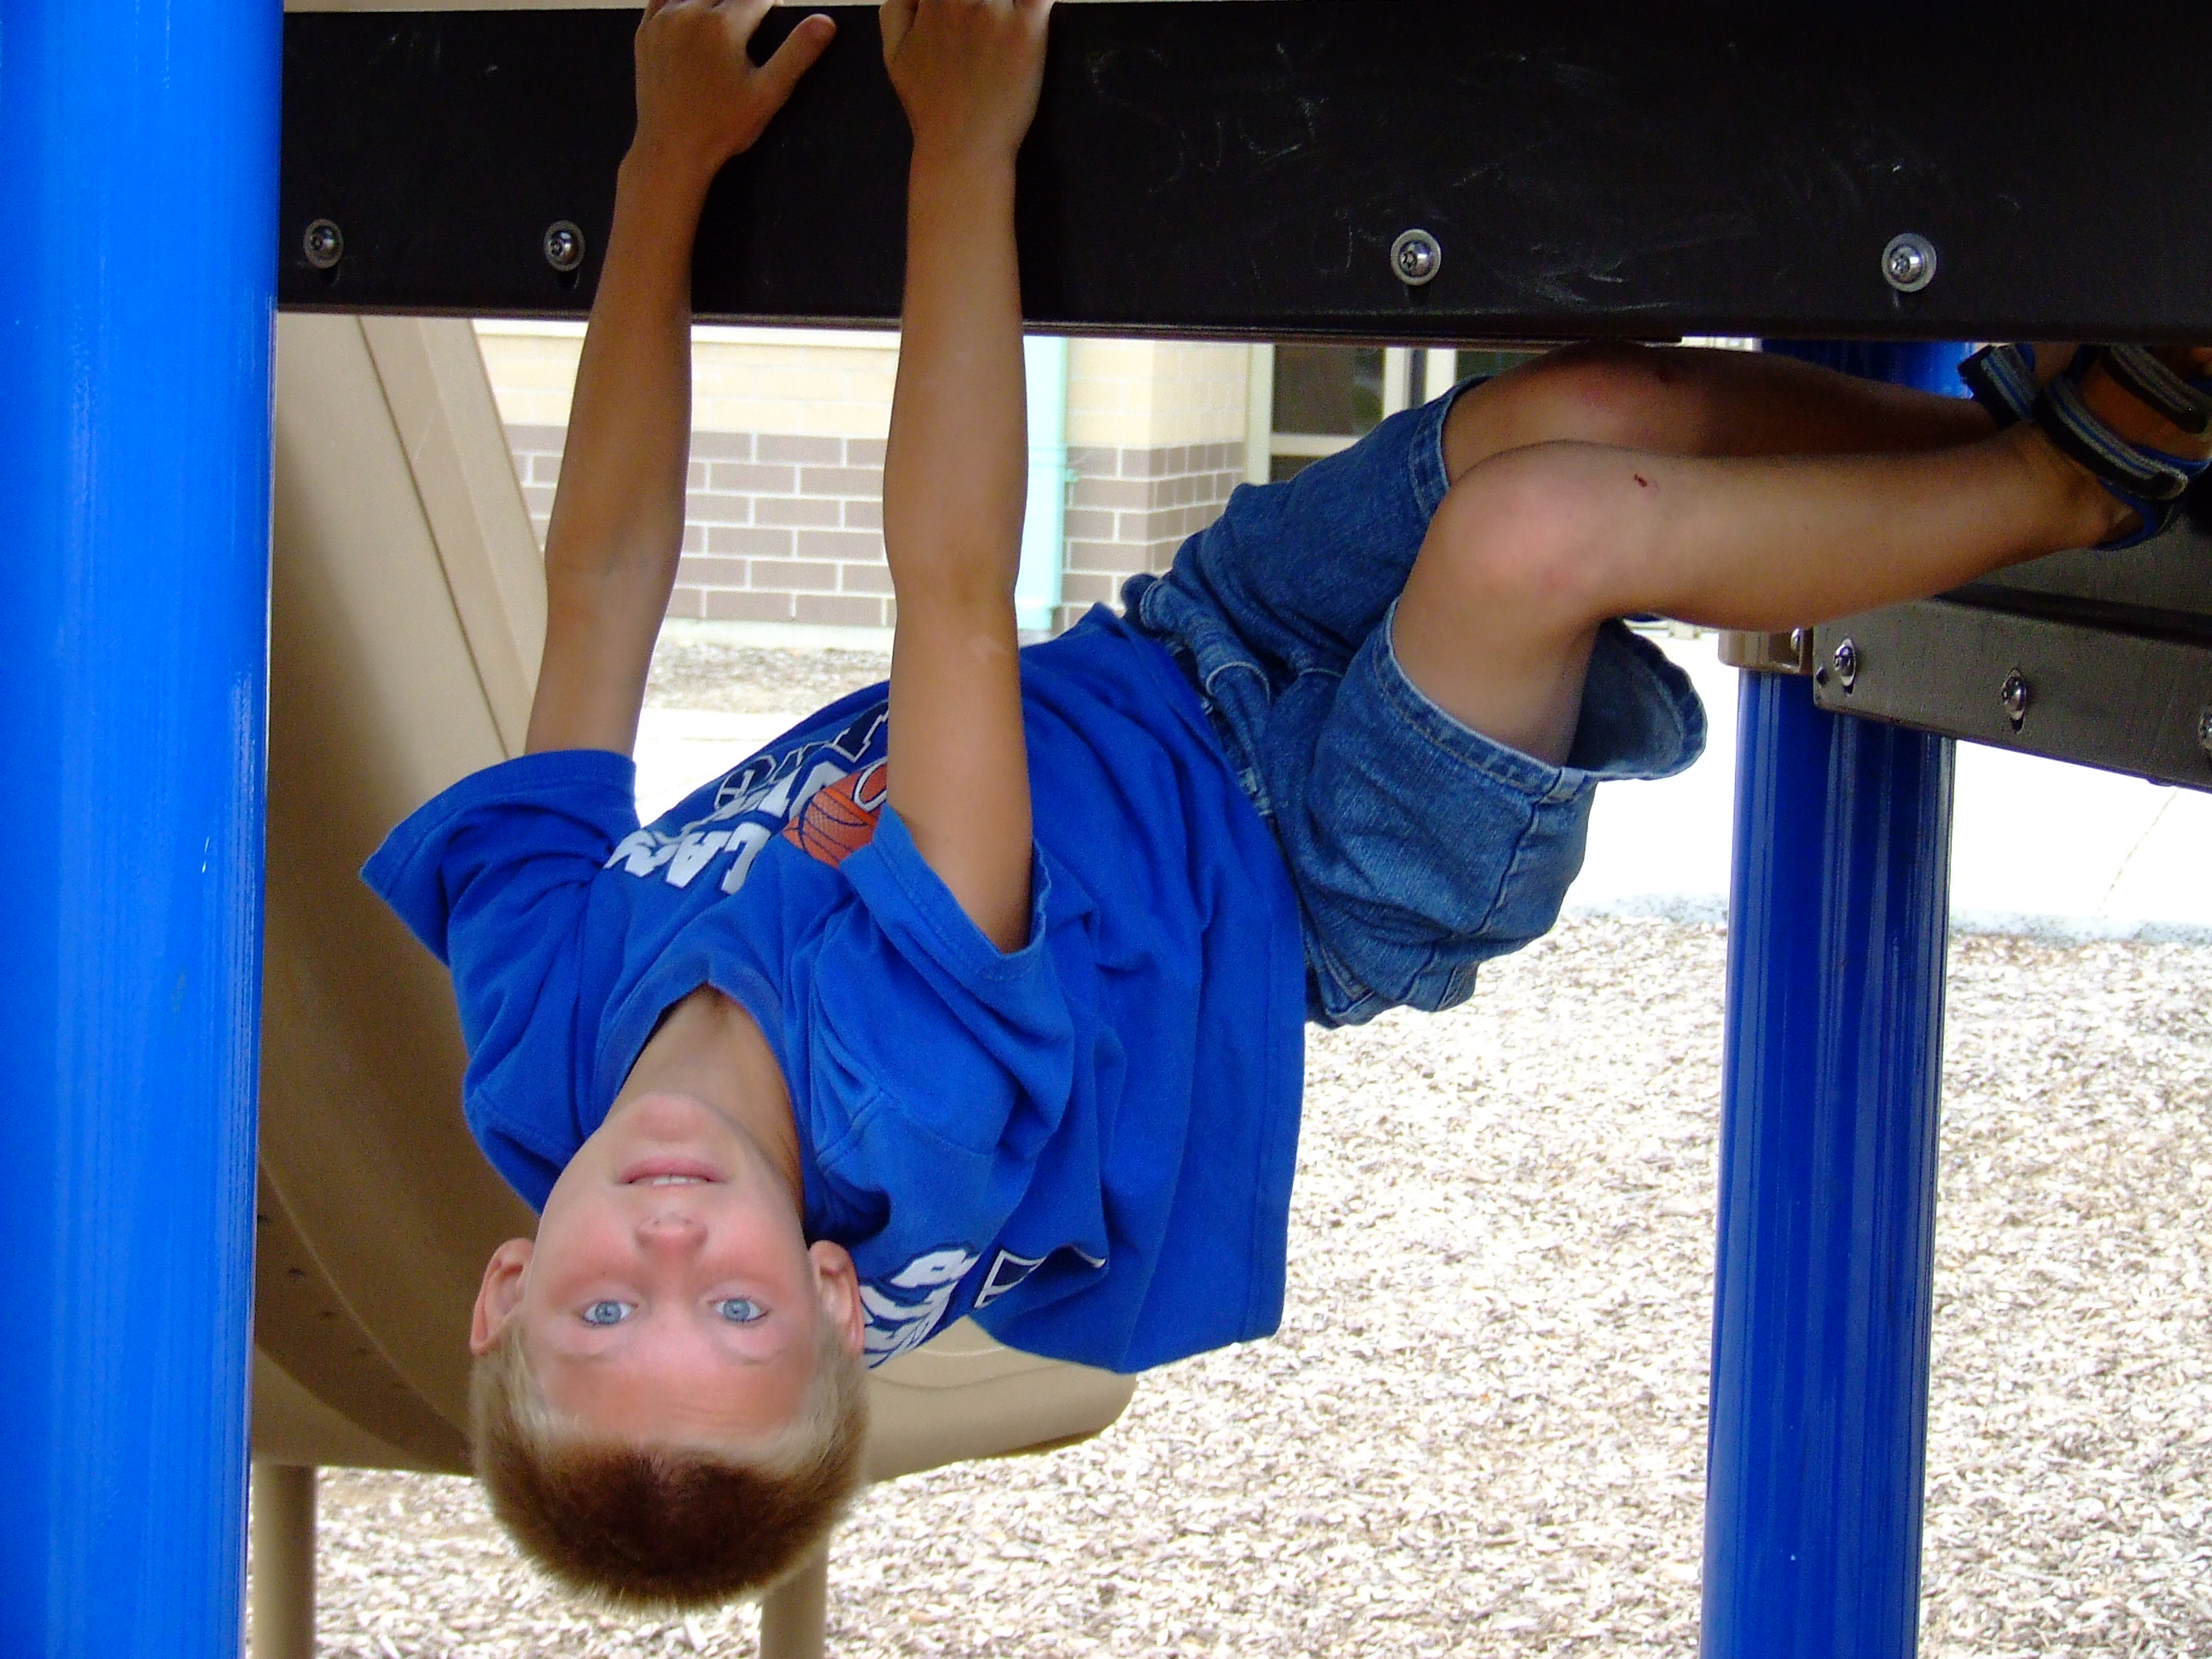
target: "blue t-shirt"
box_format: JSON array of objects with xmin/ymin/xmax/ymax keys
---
[{"xmin": 363, "ymin": 608, "xmax": 1305, "ymax": 1375}]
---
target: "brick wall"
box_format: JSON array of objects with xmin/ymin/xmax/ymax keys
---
[
  {"xmin": 504, "ymin": 423, "xmax": 1243, "ymax": 637},
  {"xmin": 1056, "ymin": 440, "xmax": 1246, "ymax": 633}
]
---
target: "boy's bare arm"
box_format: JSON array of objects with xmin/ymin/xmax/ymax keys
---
[
  {"xmin": 525, "ymin": 0, "xmax": 834, "ymax": 756},
  {"xmin": 878, "ymin": 0, "xmax": 1051, "ymax": 952}
]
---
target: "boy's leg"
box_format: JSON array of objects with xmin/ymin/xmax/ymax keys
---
[
  {"xmin": 1395, "ymin": 354, "xmax": 2205, "ymax": 765},
  {"xmin": 1440, "ymin": 340, "xmax": 2030, "ymax": 481}
]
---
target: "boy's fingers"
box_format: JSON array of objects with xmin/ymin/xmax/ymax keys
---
[
  {"xmin": 713, "ymin": 0, "xmax": 775, "ymax": 41},
  {"xmin": 878, "ymin": 0, "xmax": 917, "ymax": 58},
  {"xmin": 754, "ymin": 11, "xmax": 836, "ymax": 105}
]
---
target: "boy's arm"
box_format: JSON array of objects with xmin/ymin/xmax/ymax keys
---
[
  {"xmin": 878, "ymin": 0, "xmax": 1051, "ymax": 952},
  {"xmin": 525, "ymin": 0, "xmax": 834, "ymax": 756}
]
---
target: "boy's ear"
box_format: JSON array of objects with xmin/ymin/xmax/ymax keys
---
[
  {"xmin": 470, "ymin": 1238, "xmax": 534, "ymax": 1355},
  {"xmin": 807, "ymin": 1240, "xmax": 867, "ymax": 1359}
]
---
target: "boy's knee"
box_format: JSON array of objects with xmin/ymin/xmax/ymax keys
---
[
  {"xmin": 1451, "ymin": 342, "xmax": 1697, "ymax": 473},
  {"xmin": 1423, "ymin": 445, "xmax": 1622, "ymax": 627},
  {"xmin": 1511, "ymin": 341, "xmax": 1686, "ymax": 451}
]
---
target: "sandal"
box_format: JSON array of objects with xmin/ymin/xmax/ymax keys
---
[
  {"xmin": 2097, "ymin": 344, "xmax": 2212, "ymax": 438},
  {"xmin": 1959, "ymin": 342, "xmax": 2042, "ymax": 429},
  {"xmin": 2032, "ymin": 346, "xmax": 2210, "ymax": 549}
]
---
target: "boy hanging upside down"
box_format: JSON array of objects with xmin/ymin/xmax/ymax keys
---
[{"xmin": 364, "ymin": 0, "xmax": 2212, "ymax": 1611}]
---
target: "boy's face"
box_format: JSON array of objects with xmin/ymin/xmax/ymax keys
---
[{"xmin": 471, "ymin": 1091, "xmax": 864, "ymax": 1446}]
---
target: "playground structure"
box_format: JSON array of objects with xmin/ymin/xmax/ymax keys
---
[{"xmin": 6, "ymin": 1, "xmax": 2210, "ymax": 1656}]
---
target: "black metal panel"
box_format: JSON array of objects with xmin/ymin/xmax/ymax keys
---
[{"xmin": 282, "ymin": 2, "xmax": 2212, "ymax": 338}]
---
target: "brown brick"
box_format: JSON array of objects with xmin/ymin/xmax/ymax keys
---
[
  {"xmin": 839, "ymin": 562, "xmax": 894, "ymax": 594},
  {"xmin": 504, "ymin": 422, "xmax": 568, "ymax": 454},
  {"xmin": 685, "ymin": 492, "xmax": 748, "ymax": 527},
  {"xmin": 530, "ymin": 453, "xmax": 563, "ymax": 486},
  {"xmin": 690, "ymin": 431, "xmax": 754, "ymax": 461},
  {"xmin": 707, "ymin": 525, "xmax": 793, "ymax": 557},
  {"xmin": 800, "ymin": 465, "xmax": 883, "ymax": 499},
  {"xmin": 678, "ymin": 555, "xmax": 748, "ymax": 588},
  {"xmin": 757, "ymin": 434, "xmax": 842, "ymax": 465},
  {"xmin": 1069, "ymin": 476, "xmax": 1149, "ymax": 511},
  {"xmin": 796, "ymin": 528, "xmax": 882, "ymax": 562},
  {"xmin": 686, "ymin": 460, "xmax": 707, "ymax": 490},
  {"xmin": 522, "ymin": 484, "xmax": 556, "ymax": 517},
  {"xmin": 844, "ymin": 438, "xmax": 888, "ymax": 468},
  {"xmin": 1057, "ymin": 572, "xmax": 1122, "ymax": 607},
  {"xmin": 1066, "ymin": 445, "xmax": 1117, "ymax": 476},
  {"xmin": 708, "ymin": 461, "xmax": 796, "ymax": 494},
  {"xmin": 1076, "ymin": 538, "xmax": 1153, "ymax": 574},
  {"xmin": 793, "ymin": 593, "xmax": 886, "ymax": 627},
  {"xmin": 682, "ymin": 524, "xmax": 705, "ymax": 553},
  {"xmin": 842, "ymin": 498, "xmax": 882, "ymax": 530},
  {"xmin": 754, "ymin": 495, "xmax": 841, "ymax": 528},
  {"xmin": 662, "ymin": 586, "xmax": 703, "ymax": 620},
  {"xmin": 767, "ymin": 561, "xmax": 840, "ymax": 592},
  {"xmin": 1062, "ymin": 508, "xmax": 1116, "ymax": 542},
  {"xmin": 705, "ymin": 588, "xmax": 795, "ymax": 622}
]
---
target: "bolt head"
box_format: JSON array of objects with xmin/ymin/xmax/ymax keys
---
[
  {"xmin": 1832, "ymin": 637, "xmax": 1860, "ymax": 690},
  {"xmin": 2000, "ymin": 668, "xmax": 2029, "ymax": 725},
  {"xmin": 1390, "ymin": 229, "xmax": 1442, "ymax": 288},
  {"xmin": 544, "ymin": 220, "xmax": 586, "ymax": 274},
  {"xmin": 2197, "ymin": 706, "xmax": 2212, "ymax": 760},
  {"xmin": 1881, "ymin": 233, "xmax": 1936, "ymax": 294},
  {"xmin": 303, "ymin": 218, "xmax": 344, "ymax": 271}
]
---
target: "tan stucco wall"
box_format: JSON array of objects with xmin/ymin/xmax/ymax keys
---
[
  {"xmin": 1066, "ymin": 339, "xmax": 1250, "ymax": 450},
  {"xmin": 475, "ymin": 323, "xmax": 1252, "ymax": 451}
]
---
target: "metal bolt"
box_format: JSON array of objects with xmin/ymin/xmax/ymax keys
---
[
  {"xmin": 1390, "ymin": 228, "xmax": 1442, "ymax": 288},
  {"xmin": 2197, "ymin": 706, "xmax": 2212, "ymax": 761},
  {"xmin": 2000, "ymin": 668, "xmax": 2029, "ymax": 729},
  {"xmin": 303, "ymin": 218, "xmax": 344, "ymax": 271},
  {"xmin": 1832, "ymin": 637, "xmax": 1859, "ymax": 691},
  {"xmin": 544, "ymin": 220, "xmax": 586, "ymax": 274},
  {"xmin": 1880, "ymin": 232, "xmax": 1937, "ymax": 294}
]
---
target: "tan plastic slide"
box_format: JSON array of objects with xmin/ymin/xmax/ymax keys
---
[{"xmin": 251, "ymin": 314, "xmax": 1135, "ymax": 1656}]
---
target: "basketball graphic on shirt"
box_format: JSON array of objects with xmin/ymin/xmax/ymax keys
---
[{"xmin": 784, "ymin": 760, "xmax": 888, "ymax": 867}]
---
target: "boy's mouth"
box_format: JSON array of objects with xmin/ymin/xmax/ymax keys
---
[{"xmin": 617, "ymin": 1156, "xmax": 725, "ymax": 1185}]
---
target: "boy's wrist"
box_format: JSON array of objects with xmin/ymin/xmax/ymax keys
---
[
  {"xmin": 907, "ymin": 144, "xmax": 1018, "ymax": 197},
  {"xmin": 617, "ymin": 140, "xmax": 720, "ymax": 218}
]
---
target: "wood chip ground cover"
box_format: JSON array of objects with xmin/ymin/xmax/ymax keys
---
[{"xmin": 288, "ymin": 923, "xmax": 2211, "ymax": 1657}]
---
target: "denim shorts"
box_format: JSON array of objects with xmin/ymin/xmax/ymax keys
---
[{"xmin": 1126, "ymin": 383, "xmax": 1707, "ymax": 1027}]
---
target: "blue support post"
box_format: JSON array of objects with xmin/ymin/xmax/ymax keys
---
[
  {"xmin": 0, "ymin": 0, "xmax": 279, "ymax": 1647},
  {"xmin": 1702, "ymin": 342, "xmax": 1965, "ymax": 1659}
]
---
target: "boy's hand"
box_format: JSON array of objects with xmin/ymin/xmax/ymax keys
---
[
  {"xmin": 632, "ymin": 0, "xmax": 836, "ymax": 189},
  {"xmin": 880, "ymin": 0, "xmax": 1051, "ymax": 167}
]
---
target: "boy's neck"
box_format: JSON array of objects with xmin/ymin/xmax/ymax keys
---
[{"xmin": 620, "ymin": 986, "xmax": 803, "ymax": 1202}]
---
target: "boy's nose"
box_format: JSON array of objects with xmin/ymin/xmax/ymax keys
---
[{"xmin": 634, "ymin": 1211, "xmax": 706, "ymax": 1251}]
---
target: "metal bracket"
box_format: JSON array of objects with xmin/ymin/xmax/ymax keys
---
[{"xmin": 1719, "ymin": 629, "xmax": 1814, "ymax": 676}]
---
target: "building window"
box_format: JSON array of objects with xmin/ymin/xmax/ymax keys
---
[{"xmin": 1260, "ymin": 346, "xmax": 1541, "ymax": 482}]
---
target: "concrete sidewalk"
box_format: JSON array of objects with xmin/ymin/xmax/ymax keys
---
[
  {"xmin": 1571, "ymin": 632, "xmax": 2212, "ymax": 941},
  {"xmin": 636, "ymin": 632, "xmax": 2212, "ymax": 943}
]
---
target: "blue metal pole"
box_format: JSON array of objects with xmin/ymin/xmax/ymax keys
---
[
  {"xmin": 0, "ymin": 0, "xmax": 279, "ymax": 1646},
  {"xmin": 1701, "ymin": 341, "xmax": 1966, "ymax": 1659}
]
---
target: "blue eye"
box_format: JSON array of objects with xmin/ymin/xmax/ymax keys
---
[
  {"xmin": 714, "ymin": 1298, "xmax": 765, "ymax": 1324},
  {"xmin": 582, "ymin": 1300, "xmax": 632, "ymax": 1327}
]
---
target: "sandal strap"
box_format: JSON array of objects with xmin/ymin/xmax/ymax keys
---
[
  {"xmin": 2088, "ymin": 484, "xmax": 2187, "ymax": 550},
  {"xmin": 2098, "ymin": 345, "xmax": 2212, "ymax": 437},
  {"xmin": 2034, "ymin": 373, "xmax": 2197, "ymax": 506},
  {"xmin": 1959, "ymin": 343, "xmax": 2040, "ymax": 429}
]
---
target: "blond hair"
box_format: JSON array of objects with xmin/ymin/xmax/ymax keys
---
[{"xmin": 469, "ymin": 1315, "xmax": 869, "ymax": 1610}]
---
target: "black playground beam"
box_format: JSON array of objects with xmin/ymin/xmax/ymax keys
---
[{"xmin": 282, "ymin": 1, "xmax": 2212, "ymax": 341}]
